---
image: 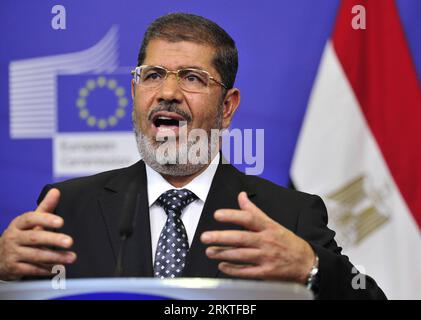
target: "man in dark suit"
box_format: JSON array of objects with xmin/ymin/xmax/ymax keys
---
[{"xmin": 0, "ymin": 13, "xmax": 385, "ymax": 299}]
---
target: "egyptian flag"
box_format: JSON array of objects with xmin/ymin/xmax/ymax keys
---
[{"xmin": 291, "ymin": 0, "xmax": 421, "ymax": 299}]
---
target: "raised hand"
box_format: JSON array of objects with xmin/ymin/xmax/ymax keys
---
[
  {"xmin": 0, "ymin": 188, "xmax": 76, "ymax": 280},
  {"xmin": 201, "ymin": 191, "xmax": 316, "ymax": 283}
]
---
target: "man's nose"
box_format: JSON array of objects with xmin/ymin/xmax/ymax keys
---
[{"xmin": 156, "ymin": 73, "xmax": 184, "ymax": 102}]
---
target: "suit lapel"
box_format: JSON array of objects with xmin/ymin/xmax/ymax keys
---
[
  {"xmin": 183, "ymin": 160, "xmax": 256, "ymax": 278},
  {"xmin": 98, "ymin": 161, "xmax": 154, "ymax": 277}
]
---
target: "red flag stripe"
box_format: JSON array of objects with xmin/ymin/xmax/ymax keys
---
[{"xmin": 332, "ymin": 0, "xmax": 421, "ymax": 229}]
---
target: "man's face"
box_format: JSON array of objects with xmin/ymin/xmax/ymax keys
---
[
  {"xmin": 132, "ymin": 39, "xmax": 225, "ymax": 143},
  {"xmin": 131, "ymin": 39, "xmax": 239, "ymax": 176}
]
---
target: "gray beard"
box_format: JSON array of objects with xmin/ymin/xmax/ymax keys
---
[{"xmin": 133, "ymin": 106, "xmax": 223, "ymax": 177}]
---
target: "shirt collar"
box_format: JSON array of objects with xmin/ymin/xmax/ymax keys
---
[{"xmin": 145, "ymin": 153, "xmax": 220, "ymax": 207}]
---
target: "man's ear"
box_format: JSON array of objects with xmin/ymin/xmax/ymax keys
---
[
  {"xmin": 131, "ymin": 79, "xmax": 135, "ymax": 99},
  {"xmin": 221, "ymin": 88, "xmax": 241, "ymax": 129}
]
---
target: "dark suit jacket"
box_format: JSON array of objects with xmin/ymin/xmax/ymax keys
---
[{"xmin": 37, "ymin": 159, "xmax": 386, "ymax": 300}]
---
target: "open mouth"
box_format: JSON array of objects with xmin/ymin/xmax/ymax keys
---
[
  {"xmin": 151, "ymin": 112, "xmax": 188, "ymax": 129},
  {"xmin": 154, "ymin": 117, "xmax": 181, "ymax": 127}
]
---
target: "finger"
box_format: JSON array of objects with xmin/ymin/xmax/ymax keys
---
[
  {"xmin": 206, "ymin": 246, "xmax": 261, "ymax": 264},
  {"xmin": 18, "ymin": 230, "xmax": 73, "ymax": 249},
  {"xmin": 36, "ymin": 188, "xmax": 60, "ymax": 213},
  {"xmin": 214, "ymin": 208, "xmax": 267, "ymax": 232},
  {"xmin": 16, "ymin": 246, "xmax": 76, "ymax": 265},
  {"xmin": 201, "ymin": 230, "xmax": 259, "ymax": 247},
  {"xmin": 35, "ymin": 263, "xmax": 56, "ymax": 270},
  {"xmin": 15, "ymin": 212, "xmax": 63, "ymax": 230},
  {"xmin": 239, "ymin": 191, "xmax": 272, "ymax": 223},
  {"xmin": 12, "ymin": 262, "xmax": 52, "ymax": 277},
  {"xmin": 218, "ymin": 261, "xmax": 265, "ymax": 279}
]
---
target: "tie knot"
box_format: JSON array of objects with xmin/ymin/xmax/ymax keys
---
[{"xmin": 156, "ymin": 188, "xmax": 197, "ymax": 215}]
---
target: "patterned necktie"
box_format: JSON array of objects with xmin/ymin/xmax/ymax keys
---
[{"xmin": 153, "ymin": 188, "xmax": 198, "ymax": 279}]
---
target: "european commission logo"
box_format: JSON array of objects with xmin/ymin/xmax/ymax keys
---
[
  {"xmin": 72, "ymin": 76, "xmax": 128, "ymax": 131},
  {"xmin": 8, "ymin": 26, "xmax": 139, "ymax": 178}
]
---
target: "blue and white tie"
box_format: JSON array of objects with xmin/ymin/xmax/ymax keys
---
[{"xmin": 153, "ymin": 189, "xmax": 197, "ymax": 279}]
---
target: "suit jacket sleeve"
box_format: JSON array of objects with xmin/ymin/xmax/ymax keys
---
[{"xmin": 296, "ymin": 194, "xmax": 387, "ymax": 299}]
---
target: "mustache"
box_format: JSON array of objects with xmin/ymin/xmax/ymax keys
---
[{"xmin": 147, "ymin": 101, "xmax": 192, "ymax": 123}]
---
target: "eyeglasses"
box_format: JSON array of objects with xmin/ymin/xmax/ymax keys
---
[{"xmin": 131, "ymin": 65, "xmax": 227, "ymax": 93}]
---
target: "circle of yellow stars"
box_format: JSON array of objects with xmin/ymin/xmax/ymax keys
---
[{"xmin": 76, "ymin": 76, "xmax": 128, "ymax": 130}]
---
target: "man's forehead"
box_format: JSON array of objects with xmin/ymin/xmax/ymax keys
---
[{"xmin": 143, "ymin": 39, "xmax": 216, "ymax": 71}]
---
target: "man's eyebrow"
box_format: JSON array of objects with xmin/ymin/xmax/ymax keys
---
[
  {"xmin": 174, "ymin": 65, "xmax": 207, "ymax": 70},
  {"xmin": 145, "ymin": 64, "xmax": 209, "ymax": 71}
]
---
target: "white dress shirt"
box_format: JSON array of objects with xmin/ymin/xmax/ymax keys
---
[{"xmin": 145, "ymin": 153, "xmax": 220, "ymax": 264}]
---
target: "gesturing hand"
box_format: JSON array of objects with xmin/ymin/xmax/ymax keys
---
[
  {"xmin": 0, "ymin": 188, "xmax": 76, "ymax": 280},
  {"xmin": 200, "ymin": 192, "xmax": 316, "ymax": 284}
]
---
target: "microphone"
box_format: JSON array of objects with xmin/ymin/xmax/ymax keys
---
[{"xmin": 115, "ymin": 181, "xmax": 140, "ymax": 277}]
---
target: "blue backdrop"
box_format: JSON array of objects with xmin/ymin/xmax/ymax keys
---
[{"xmin": 1, "ymin": 0, "xmax": 420, "ymax": 233}]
